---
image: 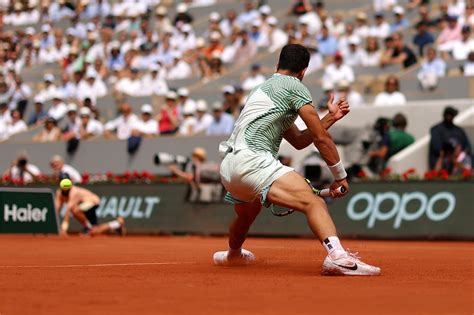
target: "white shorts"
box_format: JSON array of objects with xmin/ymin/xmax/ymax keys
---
[{"xmin": 220, "ymin": 148, "xmax": 294, "ymax": 205}]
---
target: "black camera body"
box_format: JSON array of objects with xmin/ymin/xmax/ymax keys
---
[{"xmin": 17, "ymin": 158, "xmax": 28, "ymax": 167}]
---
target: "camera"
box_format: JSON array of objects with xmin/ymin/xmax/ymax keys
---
[
  {"xmin": 154, "ymin": 152, "xmax": 190, "ymax": 165},
  {"xmin": 17, "ymin": 158, "xmax": 28, "ymax": 167}
]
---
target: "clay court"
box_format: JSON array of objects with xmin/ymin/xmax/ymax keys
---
[{"xmin": 0, "ymin": 235, "xmax": 472, "ymax": 315}]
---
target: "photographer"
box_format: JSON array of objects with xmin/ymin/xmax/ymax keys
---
[
  {"xmin": 3, "ymin": 153, "xmax": 41, "ymax": 183},
  {"xmin": 156, "ymin": 147, "xmax": 221, "ymax": 202}
]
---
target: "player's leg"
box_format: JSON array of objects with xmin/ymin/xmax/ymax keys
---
[
  {"xmin": 70, "ymin": 205, "xmax": 94, "ymax": 232},
  {"xmin": 213, "ymin": 199, "xmax": 261, "ymax": 265},
  {"xmin": 90, "ymin": 217, "xmax": 126, "ymax": 236},
  {"xmin": 267, "ymin": 171, "xmax": 381, "ymax": 276}
]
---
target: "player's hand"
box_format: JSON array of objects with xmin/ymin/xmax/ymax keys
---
[
  {"xmin": 327, "ymin": 94, "xmax": 350, "ymax": 121},
  {"xmin": 330, "ymin": 178, "xmax": 349, "ymax": 198}
]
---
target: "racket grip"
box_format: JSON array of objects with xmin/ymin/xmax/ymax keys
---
[{"xmin": 319, "ymin": 186, "xmax": 346, "ymax": 197}]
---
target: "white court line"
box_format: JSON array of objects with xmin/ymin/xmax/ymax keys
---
[{"xmin": 0, "ymin": 262, "xmax": 197, "ymax": 269}]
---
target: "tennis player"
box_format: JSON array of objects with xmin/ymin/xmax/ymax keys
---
[
  {"xmin": 55, "ymin": 180, "xmax": 125, "ymax": 236},
  {"xmin": 214, "ymin": 44, "xmax": 381, "ymax": 275}
]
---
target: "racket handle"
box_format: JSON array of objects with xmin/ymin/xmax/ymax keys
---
[{"xmin": 319, "ymin": 186, "xmax": 346, "ymax": 197}]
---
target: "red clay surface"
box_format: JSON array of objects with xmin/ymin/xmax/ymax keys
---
[{"xmin": 0, "ymin": 236, "xmax": 472, "ymax": 315}]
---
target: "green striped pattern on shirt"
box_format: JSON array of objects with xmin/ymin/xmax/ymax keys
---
[{"xmin": 244, "ymin": 74, "xmax": 312, "ymax": 157}]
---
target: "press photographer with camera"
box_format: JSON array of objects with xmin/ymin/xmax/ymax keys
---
[
  {"xmin": 154, "ymin": 147, "xmax": 221, "ymax": 202},
  {"xmin": 3, "ymin": 153, "xmax": 41, "ymax": 183}
]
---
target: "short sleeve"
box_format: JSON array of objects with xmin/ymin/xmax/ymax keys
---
[{"xmin": 287, "ymin": 81, "xmax": 313, "ymax": 111}]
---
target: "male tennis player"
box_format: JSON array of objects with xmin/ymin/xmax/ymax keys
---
[
  {"xmin": 214, "ymin": 44, "xmax": 381, "ymax": 275},
  {"xmin": 55, "ymin": 179, "xmax": 125, "ymax": 236}
]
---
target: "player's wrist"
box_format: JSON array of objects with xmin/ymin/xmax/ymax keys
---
[{"xmin": 328, "ymin": 161, "xmax": 347, "ymax": 181}]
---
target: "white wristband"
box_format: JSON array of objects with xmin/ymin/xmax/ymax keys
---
[{"xmin": 328, "ymin": 161, "xmax": 347, "ymax": 180}]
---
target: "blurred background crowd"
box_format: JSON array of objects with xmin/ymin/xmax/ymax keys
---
[{"xmin": 0, "ymin": 0, "xmax": 472, "ymax": 184}]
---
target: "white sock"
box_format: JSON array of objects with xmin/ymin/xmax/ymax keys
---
[
  {"xmin": 85, "ymin": 221, "xmax": 93, "ymax": 229},
  {"xmin": 228, "ymin": 247, "xmax": 242, "ymax": 256},
  {"xmin": 322, "ymin": 236, "xmax": 347, "ymax": 259},
  {"xmin": 108, "ymin": 220, "xmax": 121, "ymax": 230}
]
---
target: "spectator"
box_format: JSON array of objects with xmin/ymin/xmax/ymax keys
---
[
  {"xmin": 33, "ymin": 117, "xmax": 62, "ymax": 142},
  {"xmin": 48, "ymin": 92, "xmax": 68, "ymax": 121},
  {"xmin": 78, "ymin": 107, "xmax": 103, "ymax": 139},
  {"xmin": 2, "ymin": 153, "xmax": 41, "ymax": 184},
  {"xmin": 233, "ymin": 31, "xmax": 258, "ymax": 65},
  {"xmin": 104, "ymin": 103, "xmax": 139, "ymax": 140},
  {"xmin": 8, "ymin": 76, "xmax": 31, "ymax": 116},
  {"xmin": 242, "ymin": 64, "xmax": 266, "ymax": 91},
  {"xmin": 323, "ymin": 53, "xmax": 355, "ymax": 85},
  {"xmin": 207, "ymin": 102, "xmax": 234, "ymax": 135},
  {"xmin": 317, "ymin": 25, "xmax": 338, "ymax": 57},
  {"xmin": 370, "ymin": 12, "xmax": 391, "ymax": 39},
  {"xmin": 437, "ymin": 15, "xmax": 462, "ymax": 54},
  {"xmin": 381, "ymin": 32, "xmax": 417, "ymax": 68},
  {"xmin": 354, "ymin": 12, "xmax": 370, "ymax": 39},
  {"xmin": 0, "ymin": 81, "xmax": 10, "ymax": 107},
  {"xmin": 390, "ymin": 6, "xmax": 409, "ymax": 33},
  {"xmin": 141, "ymin": 64, "xmax": 168, "ymax": 96},
  {"xmin": 249, "ymin": 20, "xmax": 269, "ymax": 48},
  {"xmin": 361, "ymin": 37, "xmax": 383, "ymax": 66},
  {"xmin": 289, "ymin": 0, "xmax": 312, "ymax": 16},
  {"xmin": 415, "ymin": 4, "xmax": 437, "ymax": 27},
  {"xmin": 221, "ymin": 85, "xmax": 238, "ymax": 116},
  {"xmin": 435, "ymin": 139, "xmax": 472, "ymax": 175},
  {"xmin": 177, "ymin": 88, "xmax": 196, "ymax": 115},
  {"xmin": 374, "ymin": 75, "xmax": 407, "ymax": 106},
  {"xmin": 452, "ymin": 26, "xmax": 474, "ymax": 60},
  {"xmin": 413, "ymin": 21, "xmax": 435, "ymax": 56},
  {"xmin": 77, "ymin": 70, "xmax": 108, "ymax": 102},
  {"xmin": 6, "ymin": 109, "xmax": 27, "ymax": 138},
  {"xmin": 132, "ymin": 104, "xmax": 158, "ymax": 138},
  {"xmin": 306, "ymin": 45, "xmax": 324, "ymax": 74},
  {"xmin": 0, "ymin": 102, "xmax": 11, "ymax": 125},
  {"xmin": 27, "ymin": 96, "xmax": 48, "ymax": 126},
  {"xmin": 158, "ymin": 91, "xmax": 180, "ymax": 135},
  {"xmin": 36, "ymin": 73, "xmax": 58, "ymax": 101},
  {"xmin": 343, "ymin": 36, "xmax": 365, "ymax": 66},
  {"xmin": 237, "ymin": 0, "xmax": 260, "ymax": 27},
  {"xmin": 387, "ymin": 113, "xmax": 415, "ymax": 158},
  {"xmin": 174, "ymin": 3, "xmax": 193, "ymax": 26},
  {"xmin": 464, "ymin": 51, "xmax": 474, "ymax": 75},
  {"xmin": 317, "ymin": 81, "xmax": 334, "ymax": 112},
  {"xmin": 62, "ymin": 104, "xmax": 80, "ymax": 141},
  {"xmin": 429, "ymin": 106, "xmax": 471, "ymax": 169},
  {"xmin": 266, "ymin": 16, "xmax": 289, "ymax": 53},
  {"xmin": 166, "ymin": 52, "xmax": 193, "ymax": 80},
  {"xmin": 297, "ymin": 2, "xmax": 322, "ymax": 34},
  {"xmin": 417, "ymin": 46, "xmax": 447, "ymax": 90},
  {"xmin": 336, "ymin": 80, "xmax": 364, "ymax": 108},
  {"xmin": 178, "ymin": 105, "xmax": 198, "ymax": 136},
  {"xmin": 115, "ymin": 68, "xmax": 143, "ymax": 96},
  {"xmin": 373, "ymin": 0, "xmax": 397, "ymax": 13},
  {"xmin": 203, "ymin": 32, "xmax": 225, "ymax": 61},
  {"xmin": 220, "ymin": 10, "xmax": 238, "ymax": 37},
  {"xmin": 194, "ymin": 100, "xmax": 214, "ymax": 134},
  {"xmin": 50, "ymin": 155, "xmax": 82, "ymax": 183}
]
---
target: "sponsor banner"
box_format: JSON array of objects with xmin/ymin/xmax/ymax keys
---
[
  {"xmin": 0, "ymin": 188, "xmax": 59, "ymax": 234},
  {"xmin": 35, "ymin": 182, "xmax": 474, "ymax": 239}
]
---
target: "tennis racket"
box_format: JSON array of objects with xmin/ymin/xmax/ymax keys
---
[{"xmin": 271, "ymin": 179, "xmax": 346, "ymax": 217}]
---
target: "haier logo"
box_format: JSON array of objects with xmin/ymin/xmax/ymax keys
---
[
  {"xmin": 346, "ymin": 192, "xmax": 456, "ymax": 229},
  {"xmin": 4, "ymin": 204, "xmax": 48, "ymax": 222}
]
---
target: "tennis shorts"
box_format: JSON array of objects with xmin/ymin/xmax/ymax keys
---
[
  {"xmin": 220, "ymin": 148, "xmax": 293, "ymax": 206},
  {"xmin": 78, "ymin": 203, "xmax": 99, "ymax": 225}
]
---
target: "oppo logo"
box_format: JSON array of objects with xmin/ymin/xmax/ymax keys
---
[{"xmin": 347, "ymin": 192, "xmax": 456, "ymax": 229}]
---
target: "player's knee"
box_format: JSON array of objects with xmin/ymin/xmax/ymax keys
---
[{"xmin": 296, "ymin": 197, "xmax": 324, "ymax": 215}]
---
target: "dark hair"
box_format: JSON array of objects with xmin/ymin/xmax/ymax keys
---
[
  {"xmin": 392, "ymin": 113, "xmax": 407, "ymax": 128},
  {"xmin": 277, "ymin": 44, "xmax": 310, "ymax": 74}
]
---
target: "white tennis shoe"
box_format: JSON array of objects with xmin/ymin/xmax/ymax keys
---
[
  {"xmin": 213, "ymin": 249, "xmax": 256, "ymax": 266},
  {"xmin": 322, "ymin": 251, "xmax": 381, "ymax": 276}
]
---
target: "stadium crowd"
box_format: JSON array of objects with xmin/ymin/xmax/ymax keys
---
[{"xmin": 0, "ymin": 0, "xmax": 472, "ymax": 180}]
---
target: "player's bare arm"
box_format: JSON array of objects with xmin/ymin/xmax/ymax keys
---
[
  {"xmin": 298, "ymin": 103, "xmax": 349, "ymax": 196},
  {"xmin": 284, "ymin": 95, "xmax": 350, "ymax": 150}
]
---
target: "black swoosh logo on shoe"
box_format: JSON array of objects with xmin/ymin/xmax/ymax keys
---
[{"xmin": 334, "ymin": 263, "xmax": 358, "ymax": 271}]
